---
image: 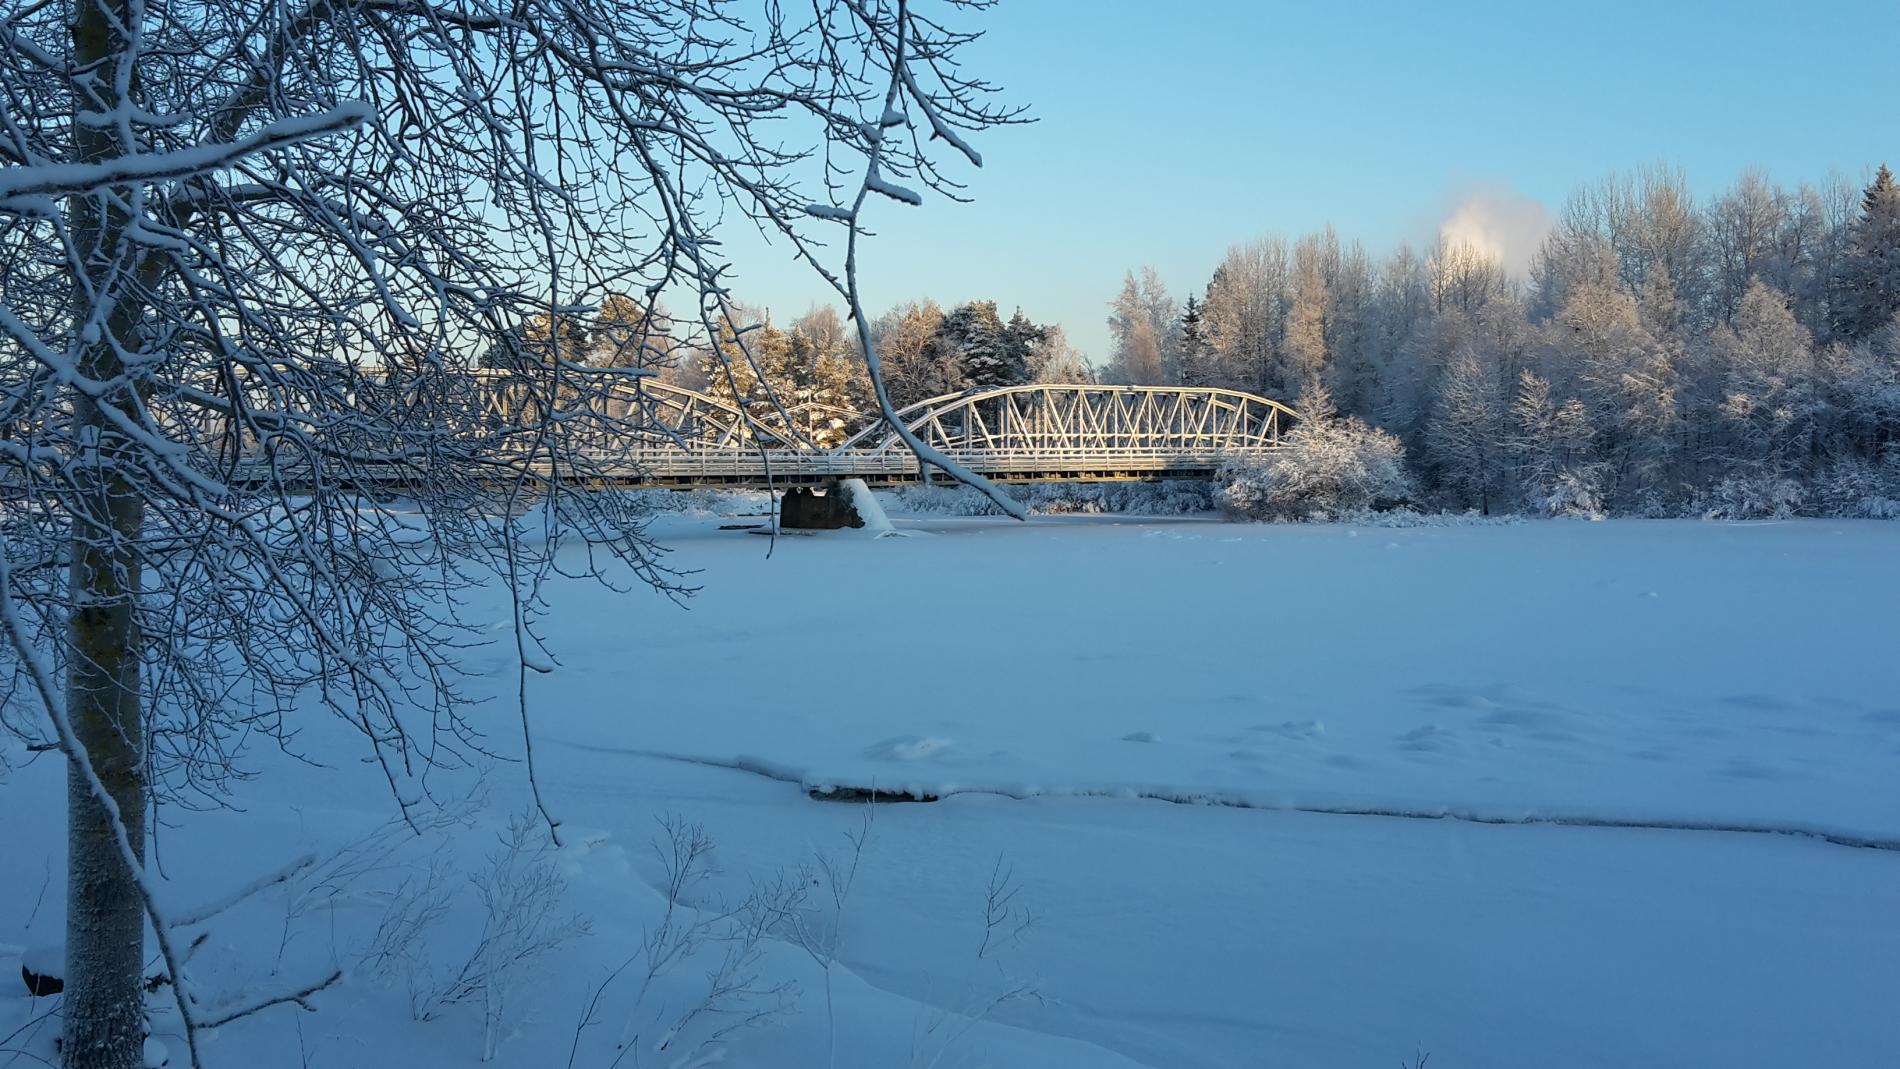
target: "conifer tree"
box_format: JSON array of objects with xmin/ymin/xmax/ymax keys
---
[
  {"xmin": 943, "ymin": 301, "xmax": 1020, "ymax": 386},
  {"xmin": 1179, "ymin": 295, "xmax": 1208, "ymax": 386},
  {"xmin": 1002, "ymin": 308, "xmax": 1048, "ymax": 385},
  {"xmin": 1833, "ymin": 165, "xmax": 1900, "ymax": 340}
]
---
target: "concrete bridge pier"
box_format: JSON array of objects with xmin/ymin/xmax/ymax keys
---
[{"xmin": 779, "ymin": 481, "xmax": 866, "ymax": 529}]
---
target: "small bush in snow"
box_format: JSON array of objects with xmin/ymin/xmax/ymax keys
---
[
  {"xmin": 1215, "ymin": 416, "xmax": 1414, "ymax": 521},
  {"xmin": 378, "ymin": 813, "xmax": 588, "ymax": 1061},
  {"xmin": 890, "ymin": 480, "xmax": 1216, "ymax": 517},
  {"xmin": 623, "ymin": 488, "xmax": 771, "ymax": 516},
  {"xmin": 1535, "ymin": 466, "xmax": 1608, "ymax": 520},
  {"xmin": 1812, "ymin": 455, "xmax": 1900, "ymax": 519},
  {"xmin": 1701, "ymin": 474, "xmax": 1807, "ymax": 520}
]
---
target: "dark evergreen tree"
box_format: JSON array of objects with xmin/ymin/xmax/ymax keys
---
[
  {"xmin": 1179, "ymin": 294, "xmax": 1207, "ymax": 386},
  {"xmin": 942, "ymin": 301, "xmax": 1021, "ymax": 386},
  {"xmin": 1832, "ymin": 165, "xmax": 1900, "ymax": 340},
  {"xmin": 478, "ymin": 309, "xmax": 589, "ymax": 370},
  {"xmin": 1001, "ymin": 308, "xmax": 1048, "ymax": 385}
]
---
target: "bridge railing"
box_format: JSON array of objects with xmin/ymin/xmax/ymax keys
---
[
  {"xmin": 565, "ymin": 445, "xmax": 1272, "ymax": 481},
  {"xmin": 218, "ymin": 444, "xmax": 1282, "ymax": 490}
]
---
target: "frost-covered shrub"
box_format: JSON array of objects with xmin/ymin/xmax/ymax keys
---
[
  {"xmin": 1020, "ymin": 480, "xmax": 1216, "ymax": 515},
  {"xmin": 1534, "ymin": 466, "xmax": 1608, "ymax": 520},
  {"xmin": 1812, "ymin": 455, "xmax": 1900, "ymax": 518},
  {"xmin": 889, "ymin": 480, "xmax": 1216, "ymax": 517},
  {"xmin": 1701, "ymin": 474, "xmax": 1807, "ymax": 519},
  {"xmin": 1215, "ymin": 417, "xmax": 1414, "ymax": 521},
  {"xmin": 367, "ymin": 813, "xmax": 589, "ymax": 1061},
  {"xmin": 886, "ymin": 484, "xmax": 1002, "ymax": 516},
  {"xmin": 623, "ymin": 488, "xmax": 771, "ymax": 516}
]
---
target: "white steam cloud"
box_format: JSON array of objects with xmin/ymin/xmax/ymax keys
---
[{"xmin": 1437, "ymin": 185, "xmax": 1553, "ymax": 279}]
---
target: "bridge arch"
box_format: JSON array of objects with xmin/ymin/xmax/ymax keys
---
[
  {"xmin": 835, "ymin": 383, "xmax": 1299, "ymax": 457},
  {"xmin": 469, "ymin": 372, "xmax": 814, "ymax": 451}
]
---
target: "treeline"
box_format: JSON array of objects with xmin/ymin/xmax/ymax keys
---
[
  {"xmin": 484, "ymin": 295, "xmax": 1082, "ymax": 446},
  {"xmin": 1102, "ymin": 165, "xmax": 1900, "ymax": 518},
  {"xmin": 688, "ymin": 300, "xmax": 1086, "ymax": 444}
]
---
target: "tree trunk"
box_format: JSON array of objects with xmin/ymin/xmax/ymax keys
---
[
  {"xmin": 63, "ymin": 0, "xmax": 150, "ymax": 1061},
  {"xmin": 62, "ymin": 444, "xmax": 148, "ymax": 1069}
]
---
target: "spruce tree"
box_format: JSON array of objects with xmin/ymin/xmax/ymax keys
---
[
  {"xmin": 1179, "ymin": 294, "xmax": 1206, "ymax": 386},
  {"xmin": 943, "ymin": 301, "xmax": 1018, "ymax": 386},
  {"xmin": 1001, "ymin": 308, "xmax": 1047, "ymax": 386},
  {"xmin": 1833, "ymin": 164, "xmax": 1900, "ymax": 340}
]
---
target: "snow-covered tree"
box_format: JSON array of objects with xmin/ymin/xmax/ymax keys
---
[
  {"xmin": 1832, "ymin": 164, "xmax": 1900, "ymax": 341},
  {"xmin": 1026, "ymin": 324, "xmax": 1092, "ymax": 384},
  {"xmin": 1320, "ymin": 233, "xmax": 1376, "ymax": 419},
  {"xmin": 1539, "ymin": 279, "xmax": 1679, "ymax": 504},
  {"xmin": 1429, "ymin": 238, "xmax": 1511, "ymax": 316},
  {"xmin": 1613, "ymin": 167, "xmax": 1706, "ymax": 313},
  {"xmin": 1282, "ymin": 234, "xmax": 1331, "ymax": 402},
  {"xmin": 1094, "ymin": 161, "xmax": 1886, "ymax": 517},
  {"xmin": 1003, "ymin": 308, "xmax": 1051, "ymax": 383},
  {"xmin": 1201, "ymin": 238, "xmax": 1289, "ymax": 392},
  {"xmin": 1708, "ymin": 281, "xmax": 1819, "ymax": 476},
  {"xmin": 790, "ymin": 306, "xmax": 874, "ymax": 445},
  {"xmin": 1105, "ymin": 270, "xmax": 1177, "ymax": 385},
  {"xmin": 704, "ymin": 313, "xmax": 789, "ymax": 422},
  {"xmin": 1178, "ymin": 295, "xmax": 1211, "ymax": 386},
  {"xmin": 1531, "ymin": 188, "xmax": 1622, "ymax": 319},
  {"xmin": 1428, "ymin": 349, "xmax": 1509, "ymax": 512},
  {"xmin": 942, "ymin": 301, "xmax": 1018, "ymax": 386},
  {"xmin": 1708, "ymin": 170, "xmax": 1785, "ymax": 326},
  {"xmin": 588, "ymin": 295, "xmax": 678, "ymax": 371},
  {"xmin": 1366, "ymin": 244, "xmax": 1432, "ymax": 426},
  {"xmin": 1509, "ymin": 370, "xmax": 1595, "ymax": 509},
  {"xmin": 1217, "ymin": 415, "xmax": 1414, "ymax": 520},
  {"xmin": 0, "ymin": 2, "xmax": 1018, "ymax": 1064},
  {"xmin": 871, "ymin": 300, "xmax": 962, "ymax": 408},
  {"xmin": 1818, "ymin": 327, "xmax": 1900, "ymax": 463},
  {"xmin": 698, "ymin": 308, "xmax": 872, "ymax": 447}
]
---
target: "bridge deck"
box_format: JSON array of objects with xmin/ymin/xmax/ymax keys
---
[
  {"xmin": 227, "ymin": 447, "xmax": 1272, "ymax": 491},
  {"xmin": 568, "ymin": 447, "xmax": 1256, "ymax": 487},
  {"xmin": 539, "ymin": 447, "xmax": 1272, "ymax": 488}
]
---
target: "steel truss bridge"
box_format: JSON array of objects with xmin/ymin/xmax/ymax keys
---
[{"xmin": 524, "ymin": 381, "xmax": 1301, "ymax": 487}]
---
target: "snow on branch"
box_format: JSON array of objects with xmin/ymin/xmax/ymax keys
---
[
  {"xmin": 0, "ymin": 104, "xmax": 370, "ymax": 205},
  {"xmin": 197, "ymin": 968, "xmax": 345, "ymax": 1029},
  {"xmin": 168, "ymin": 852, "xmax": 320, "ymax": 930}
]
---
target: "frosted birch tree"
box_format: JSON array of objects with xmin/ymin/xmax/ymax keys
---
[{"xmin": 0, "ymin": 1, "xmax": 1019, "ymax": 1066}]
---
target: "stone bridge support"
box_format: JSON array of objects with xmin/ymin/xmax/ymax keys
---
[{"xmin": 779, "ymin": 482, "xmax": 866, "ymax": 529}]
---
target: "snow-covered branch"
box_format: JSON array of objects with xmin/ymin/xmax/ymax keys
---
[{"xmin": 0, "ymin": 105, "xmax": 369, "ymax": 204}]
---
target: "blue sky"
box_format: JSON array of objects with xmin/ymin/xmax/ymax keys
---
[{"xmin": 727, "ymin": 0, "xmax": 1897, "ymax": 362}]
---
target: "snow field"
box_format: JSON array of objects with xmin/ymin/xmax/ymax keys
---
[{"xmin": 4, "ymin": 507, "xmax": 1898, "ymax": 1067}]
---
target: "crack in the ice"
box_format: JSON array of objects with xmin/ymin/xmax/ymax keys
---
[{"xmin": 552, "ymin": 739, "xmax": 1900, "ymax": 854}]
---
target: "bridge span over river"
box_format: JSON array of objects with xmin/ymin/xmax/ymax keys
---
[{"xmin": 524, "ymin": 382, "xmax": 1301, "ymax": 488}]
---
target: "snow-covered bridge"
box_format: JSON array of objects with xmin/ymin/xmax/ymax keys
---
[
  {"xmin": 490, "ymin": 381, "xmax": 1301, "ymax": 487},
  {"xmin": 200, "ymin": 379, "xmax": 1299, "ymax": 490}
]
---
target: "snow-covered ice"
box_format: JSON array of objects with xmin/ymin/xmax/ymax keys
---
[
  {"xmin": 538, "ymin": 511, "xmax": 1900, "ymax": 846},
  {"xmin": 4, "ymin": 507, "xmax": 1897, "ymax": 1068}
]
